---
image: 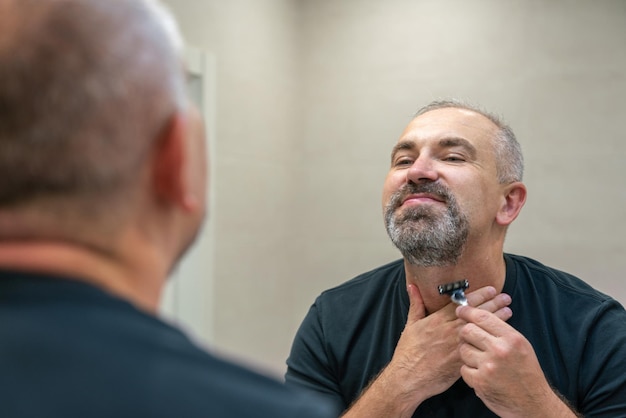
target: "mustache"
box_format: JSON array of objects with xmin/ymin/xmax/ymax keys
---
[{"xmin": 388, "ymin": 182, "xmax": 453, "ymax": 210}]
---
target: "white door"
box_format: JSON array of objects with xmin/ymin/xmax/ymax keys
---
[{"xmin": 160, "ymin": 47, "xmax": 216, "ymax": 348}]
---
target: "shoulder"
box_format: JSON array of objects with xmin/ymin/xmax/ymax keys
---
[
  {"xmin": 504, "ymin": 253, "xmax": 626, "ymax": 324},
  {"xmin": 504, "ymin": 255, "xmax": 626, "ymax": 413},
  {"xmin": 98, "ymin": 300, "xmax": 334, "ymax": 417},
  {"xmin": 0, "ymin": 275, "xmax": 334, "ymax": 418},
  {"xmin": 307, "ymin": 259, "xmax": 407, "ymax": 332},
  {"xmin": 505, "ymin": 253, "xmax": 614, "ymax": 303},
  {"xmin": 175, "ymin": 353, "xmax": 335, "ymax": 417},
  {"xmin": 316, "ymin": 259, "xmax": 405, "ymax": 302},
  {"xmin": 116, "ymin": 316, "xmax": 333, "ymax": 416}
]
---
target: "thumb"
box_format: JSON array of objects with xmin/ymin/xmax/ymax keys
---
[{"xmin": 406, "ymin": 284, "xmax": 426, "ymax": 324}]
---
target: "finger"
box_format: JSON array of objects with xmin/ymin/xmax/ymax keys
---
[
  {"xmin": 459, "ymin": 364, "xmax": 477, "ymax": 389},
  {"xmin": 456, "ymin": 305, "xmax": 512, "ymax": 338},
  {"xmin": 458, "ymin": 338, "xmax": 484, "ymax": 369},
  {"xmin": 406, "ymin": 284, "xmax": 426, "ymax": 323},
  {"xmin": 458, "ymin": 321, "xmax": 493, "ymax": 352},
  {"xmin": 475, "ymin": 292, "xmax": 511, "ymax": 314},
  {"xmin": 465, "ymin": 286, "xmax": 497, "ymax": 307},
  {"xmin": 493, "ymin": 306, "xmax": 513, "ymax": 322}
]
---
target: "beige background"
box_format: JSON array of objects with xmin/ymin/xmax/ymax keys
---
[{"xmin": 160, "ymin": 0, "xmax": 626, "ymax": 377}]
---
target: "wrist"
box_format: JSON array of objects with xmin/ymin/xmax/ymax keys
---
[
  {"xmin": 503, "ymin": 386, "xmax": 580, "ymax": 418},
  {"xmin": 342, "ymin": 363, "xmax": 426, "ymax": 418}
]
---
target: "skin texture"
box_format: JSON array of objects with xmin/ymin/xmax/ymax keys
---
[{"xmin": 341, "ymin": 107, "xmax": 579, "ymax": 417}]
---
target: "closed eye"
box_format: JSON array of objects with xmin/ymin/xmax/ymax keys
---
[
  {"xmin": 442, "ymin": 155, "xmax": 466, "ymax": 163},
  {"xmin": 393, "ymin": 157, "xmax": 414, "ymax": 167}
]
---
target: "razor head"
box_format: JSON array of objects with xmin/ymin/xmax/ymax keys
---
[{"xmin": 438, "ymin": 279, "xmax": 469, "ymax": 295}]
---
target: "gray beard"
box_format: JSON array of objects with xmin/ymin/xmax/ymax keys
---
[{"xmin": 384, "ymin": 183, "xmax": 469, "ymax": 267}]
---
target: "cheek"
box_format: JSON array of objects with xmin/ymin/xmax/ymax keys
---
[
  {"xmin": 457, "ymin": 184, "xmax": 500, "ymax": 220},
  {"xmin": 381, "ymin": 172, "xmax": 402, "ymax": 207}
]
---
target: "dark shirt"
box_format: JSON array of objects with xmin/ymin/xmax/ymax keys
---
[
  {"xmin": 285, "ymin": 254, "xmax": 626, "ymax": 417},
  {"xmin": 0, "ymin": 270, "xmax": 334, "ymax": 418}
]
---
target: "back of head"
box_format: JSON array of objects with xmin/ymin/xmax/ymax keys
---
[{"xmin": 0, "ymin": 0, "xmax": 186, "ymax": 227}]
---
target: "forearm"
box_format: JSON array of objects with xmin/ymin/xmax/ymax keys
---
[
  {"xmin": 531, "ymin": 389, "xmax": 582, "ymax": 418},
  {"xmin": 341, "ymin": 365, "xmax": 428, "ymax": 418},
  {"xmin": 493, "ymin": 385, "xmax": 582, "ymax": 418}
]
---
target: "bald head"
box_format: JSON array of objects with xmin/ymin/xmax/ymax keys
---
[
  {"xmin": 414, "ymin": 100, "xmax": 524, "ymax": 184},
  {"xmin": 0, "ymin": 0, "xmax": 186, "ymax": 209}
]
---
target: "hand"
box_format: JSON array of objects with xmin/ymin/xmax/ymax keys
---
[
  {"xmin": 380, "ymin": 286, "xmax": 513, "ymax": 413},
  {"xmin": 456, "ymin": 306, "xmax": 578, "ymax": 418}
]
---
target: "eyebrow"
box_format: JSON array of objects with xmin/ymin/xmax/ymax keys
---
[
  {"xmin": 390, "ymin": 136, "xmax": 478, "ymax": 162},
  {"xmin": 439, "ymin": 137, "xmax": 477, "ymax": 159},
  {"xmin": 390, "ymin": 140, "xmax": 415, "ymax": 163}
]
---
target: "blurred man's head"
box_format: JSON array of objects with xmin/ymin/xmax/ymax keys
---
[{"xmin": 0, "ymin": 0, "xmax": 206, "ymax": 273}]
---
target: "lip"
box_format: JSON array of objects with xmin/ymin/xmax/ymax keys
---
[{"xmin": 400, "ymin": 193, "xmax": 445, "ymax": 206}]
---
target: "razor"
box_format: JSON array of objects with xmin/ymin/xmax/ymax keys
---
[{"xmin": 438, "ymin": 279, "xmax": 469, "ymax": 306}]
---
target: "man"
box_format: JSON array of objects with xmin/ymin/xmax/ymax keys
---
[
  {"xmin": 285, "ymin": 100, "xmax": 626, "ymax": 417},
  {"xmin": 0, "ymin": 0, "xmax": 333, "ymax": 417}
]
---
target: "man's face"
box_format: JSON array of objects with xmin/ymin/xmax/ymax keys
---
[{"xmin": 382, "ymin": 107, "xmax": 503, "ymax": 266}]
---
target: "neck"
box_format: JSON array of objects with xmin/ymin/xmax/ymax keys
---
[
  {"xmin": 404, "ymin": 246, "xmax": 506, "ymax": 314},
  {"xmin": 0, "ymin": 239, "xmax": 167, "ymax": 314}
]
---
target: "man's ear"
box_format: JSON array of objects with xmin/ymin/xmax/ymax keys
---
[
  {"xmin": 495, "ymin": 182, "xmax": 527, "ymax": 226},
  {"xmin": 151, "ymin": 112, "xmax": 197, "ymax": 211}
]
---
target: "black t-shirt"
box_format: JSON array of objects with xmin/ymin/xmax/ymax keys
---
[
  {"xmin": 285, "ymin": 254, "xmax": 626, "ymax": 417},
  {"xmin": 0, "ymin": 270, "xmax": 334, "ymax": 418}
]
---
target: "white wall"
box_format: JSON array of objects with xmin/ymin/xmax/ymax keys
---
[
  {"xmin": 161, "ymin": 0, "xmax": 302, "ymax": 375},
  {"xmin": 163, "ymin": 0, "xmax": 626, "ymax": 376}
]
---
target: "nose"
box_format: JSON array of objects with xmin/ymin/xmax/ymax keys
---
[{"xmin": 406, "ymin": 155, "xmax": 438, "ymax": 184}]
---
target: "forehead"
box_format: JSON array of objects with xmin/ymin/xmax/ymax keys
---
[{"xmin": 397, "ymin": 107, "xmax": 500, "ymax": 150}]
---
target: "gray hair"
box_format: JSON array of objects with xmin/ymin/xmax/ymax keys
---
[
  {"xmin": 414, "ymin": 100, "xmax": 524, "ymax": 184},
  {"xmin": 0, "ymin": 0, "xmax": 187, "ymax": 206}
]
